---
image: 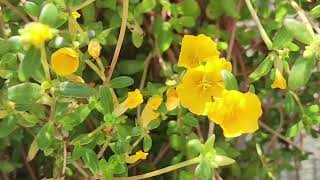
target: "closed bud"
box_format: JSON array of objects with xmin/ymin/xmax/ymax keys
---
[{"xmin": 88, "ymin": 39, "xmax": 102, "ymax": 59}]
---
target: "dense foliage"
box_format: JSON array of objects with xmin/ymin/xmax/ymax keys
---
[{"xmin": 0, "ymin": 0, "xmax": 320, "ymax": 179}]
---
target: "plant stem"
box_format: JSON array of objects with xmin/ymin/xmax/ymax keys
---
[
  {"xmin": 96, "ymin": 57, "xmax": 105, "ymax": 73},
  {"xmin": 62, "ymin": 141, "xmax": 67, "ymax": 175},
  {"xmin": 137, "ymin": 52, "xmax": 153, "ymax": 121},
  {"xmin": 244, "ymin": 0, "xmax": 273, "ymax": 50},
  {"xmin": 129, "ymin": 135, "xmax": 144, "ymax": 152},
  {"xmin": 72, "ymin": 0, "xmax": 96, "ymax": 11},
  {"xmin": 105, "ymin": 0, "xmax": 129, "ymax": 84},
  {"xmin": 113, "ymin": 157, "xmax": 200, "ymax": 180},
  {"xmin": 208, "ymin": 122, "xmax": 215, "ymax": 138},
  {"xmin": 40, "ymin": 45, "xmax": 51, "ymax": 81},
  {"xmin": 288, "ymin": 0, "xmax": 315, "ymax": 38},
  {"xmin": 88, "ymin": 123, "xmax": 106, "ymax": 137},
  {"xmin": 85, "ymin": 60, "xmax": 106, "ymax": 82},
  {"xmin": 259, "ymin": 121, "xmax": 304, "ymax": 152},
  {"xmin": 289, "ymin": 90, "xmax": 305, "ymax": 115},
  {"xmin": 0, "ymin": 0, "xmax": 29, "ymax": 23},
  {"xmin": 97, "ymin": 136, "xmax": 112, "ymax": 158}
]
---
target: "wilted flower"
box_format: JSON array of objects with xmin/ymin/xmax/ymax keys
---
[
  {"xmin": 178, "ymin": 34, "xmax": 220, "ymax": 69},
  {"xmin": 88, "ymin": 39, "xmax": 102, "ymax": 59},
  {"xmin": 51, "ymin": 48, "xmax": 79, "ymax": 76},
  {"xmin": 141, "ymin": 95, "xmax": 163, "ymax": 127},
  {"xmin": 207, "ymin": 90, "xmax": 262, "ymax": 138},
  {"xmin": 165, "ymin": 88, "xmax": 179, "ymax": 111},
  {"xmin": 126, "ymin": 150, "xmax": 148, "ymax": 164},
  {"xmin": 271, "ymin": 69, "xmax": 286, "ymax": 89}
]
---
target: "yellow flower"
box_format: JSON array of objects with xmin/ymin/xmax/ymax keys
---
[
  {"xmin": 176, "ymin": 57, "xmax": 232, "ymax": 115},
  {"xmin": 88, "ymin": 39, "xmax": 102, "ymax": 59},
  {"xmin": 141, "ymin": 96, "xmax": 163, "ymax": 127},
  {"xmin": 72, "ymin": 11, "xmax": 81, "ymax": 19},
  {"xmin": 124, "ymin": 89, "xmax": 143, "ymax": 109},
  {"xmin": 65, "ymin": 75, "xmax": 85, "ymax": 83},
  {"xmin": 207, "ymin": 90, "xmax": 262, "ymax": 138},
  {"xmin": 271, "ymin": 69, "xmax": 286, "ymax": 89},
  {"xmin": 19, "ymin": 22, "xmax": 55, "ymax": 48},
  {"xmin": 178, "ymin": 34, "xmax": 220, "ymax": 69},
  {"xmin": 165, "ymin": 88, "xmax": 179, "ymax": 111},
  {"xmin": 126, "ymin": 150, "xmax": 148, "ymax": 164},
  {"xmin": 51, "ymin": 48, "xmax": 79, "ymax": 76}
]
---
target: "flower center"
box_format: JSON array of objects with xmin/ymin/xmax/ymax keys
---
[{"xmin": 198, "ymin": 77, "xmax": 212, "ymax": 93}]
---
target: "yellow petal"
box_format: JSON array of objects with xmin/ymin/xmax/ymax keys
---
[
  {"xmin": 19, "ymin": 22, "xmax": 55, "ymax": 48},
  {"xmin": 125, "ymin": 89, "xmax": 143, "ymax": 109},
  {"xmin": 51, "ymin": 48, "xmax": 79, "ymax": 76},
  {"xmin": 88, "ymin": 39, "xmax": 102, "ymax": 59},
  {"xmin": 165, "ymin": 88, "xmax": 180, "ymax": 111},
  {"xmin": 207, "ymin": 90, "xmax": 262, "ymax": 138},
  {"xmin": 126, "ymin": 150, "xmax": 148, "ymax": 164},
  {"xmin": 176, "ymin": 57, "xmax": 230, "ymax": 115},
  {"xmin": 178, "ymin": 34, "xmax": 220, "ymax": 69},
  {"xmin": 65, "ymin": 74, "xmax": 85, "ymax": 83},
  {"xmin": 72, "ymin": 11, "xmax": 81, "ymax": 19},
  {"xmin": 271, "ymin": 70, "xmax": 286, "ymax": 89},
  {"xmin": 141, "ymin": 106, "xmax": 160, "ymax": 127},
  {"xmin": 146, "ymin": 95, "xmax": 163, "ymax": 110}
]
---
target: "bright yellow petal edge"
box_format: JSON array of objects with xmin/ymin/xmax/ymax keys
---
[
  {"xmin": 271, "ymin": 69, "xmax": 287, "ymax": 89},
  {"xmin": 51, "ymin": 48, "xmax": 79, "ymax": 76},
  {"xmin": 207, "ymin": 90, "xmax": 263, "ymax": 138}
]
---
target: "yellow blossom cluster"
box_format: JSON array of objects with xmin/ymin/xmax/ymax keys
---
[{"xmin": 176, "ymin": 34, "xmax": 263, "ymax": 138}]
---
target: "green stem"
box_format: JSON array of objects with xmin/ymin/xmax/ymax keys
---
[
  {"xmin": 85, "ymin": 60, "xmax": 106, "ymax": 82},
  {"xmin": 289, "ymin": 90, "xmax": 305, "ymax": 115},
  {"xmin": 0, "ymin": 0, "xmax": 29, "ymax": 23},
  {"xmin": 113, "ymin": 157, "xmax": 200, "ymax": 180},
  {"xmin": 129, "ymin": 135, "xmax": 145, "ymax": 152},
  {"xmin": 40, "ymin": 45, "xmax": 51, "ymax": 81},
  {"xmin": 244, "ymin": 0, "xmax": 273, "ymax": 50},
  {"xmin": 96, "ymin": 57, "xmax": 105, "ymax": 74},
  {"xmin": 88, "ymin": 123, "xmax": 106, "ymax": 137},
  {"xmin": 288, "ymin": 0, "xmax": 315, "ymax": 38},
  {"xmin": 72, "ymin": 0, "xmax": 96, "ymax": 11},
  {"xmin": 97, "ymin": 135, "xmax": 112, "ymax": 158},
  {"xmin": 105, "ymin": 0, "xmax": 129, "ymax": 84}
]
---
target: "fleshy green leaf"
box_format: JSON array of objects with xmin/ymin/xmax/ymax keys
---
[
  {"xmin": 195, "ymin": 161, "xmax": 212, "ymax": 180},
  {"xmin": 81, "ymin": 148, "xmax": 99, "ymax": 174},
  {"xmin": 56, "ymin": 82, "xmax": 96, "ymax": 98},
  {"xmin": 36, "ymin": 122, "xmax": 54, "ymax": 150},
  {"xmin": 249, "ymin": 54, "xmax": 274, "ymax": 82},
  {"xmin": 39, "ymin": 3, "xmax": 58, "ymax": 26},
  {"xmin": 109, "ymin": 76, "xmax": 134, "ymax": 89},
  {"xmin": 143, "ymin": 134, "xmax": 152, "ymax": 152},
  {"xmin": 98, "ymin": 86, "xmax": 114, "ymax": 114},
  {"xmin": 59, "ymin": 105, "xmax": 91, "ymax": 131},
  {"xmin": 288, "ymin": 56, "xmax": 316, "ymax": 90},
  {"xmin": 7, "ymin": 83, "xmax": 44, "ymax": 104},
  {"xmin": 0, "ymin": 116, "xmax": 17, "ymax": 138},
  {"xmin": 310, "ymin": 5, "xmax": 320, "ymax": 18},
  {"xmin": 284, "ymin": 19, "xmax": 314, "ymax": 45},
  {"xmin": 222, "ymin": 70, "xmax": 238, "ymax": 90},
  {"xmin": 24, "ymin": 1, "xmax": 40, "ymax": 18}
]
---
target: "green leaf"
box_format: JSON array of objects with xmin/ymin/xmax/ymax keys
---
[
  {"xmin": 109, "ymin": 76, "xmax": 134, "ymax": 89},
  {"xmin": 288, "ymin": 56, "xmax": 316, "ymax": 90},
  {"xmin": 183, "ymin": 113, "xmax": 199, "ymax": 127},
  {"xmin": 7, "ymin": 83, "xmax": 44, "ymax": 104},
  {"xmin": 39, "ymin": 3, "xmax": 58, "ymax": 26},
  {"xmin": 81, "ymin": 148, "xmax": 99, "ymax": 174},
  {"xmin": 195, "ymin": 161, "xmax": 212, "ymax": 180},
  {"xmin": 143, "ymin": 134, "xmax": 152, "ymax": 152},
  {"xmin": 0, "ymin": 161, "xmax": 16, "ymax": 173},
  {"xmin": 272, "ymin": 28, "xmax": 293, "ymax": 49},
  {"xmin": 96, "ymin": 0, "xmax": 117, "ymax": 9},
  {"xmin": 187, "ymin": 139, "xmax": 203, "ymax": 153},
  {"xmin": 27, "ymin": 139, "xmax": 39, "ymax": 161},
  {"xmin": 214, "ymin": 155, "xmax": 235, "ymax": 167},
  {"xmin": 222, "ymin": 70, "xmax": 238, "ymax": 90},
  {"xmin": 136, "ymin": 0, "xmax": 156, "ymax": 14},
  {"xmin": 286, "ymin": 121, "xmax": 303, "ymax": 138},
  {"xmin": 59, "ymin": 105, "xmax": 91, "ymax": 131},
  {"xmin": 178, "ymin": 0, "xmax": 200, "ymax": 18},
  {"xmin": 99, "ymin": 159, "xmax": 113, "ymax": 180},
  {"xmin": 285, "ymin": 93, "xmax": 296, "ymax": 113},
  {"xmin": 18, "ymin": 47, "xmax": 41, "ymax": 81},
  {"xmin": 206, "ymin": 1, "xmax": 223, "ymax": 20},
  {"xmin": 132, "ymin": 31, "xmax": 144, "ymax": 48},
  {"xmin": 56, "ymin": 82, "xmax": 96, "ymax": 98},
  {"xmin": 0, "ymin": 116, "xmax": 17, "ymax": 138},
  {"xmin": 36, "ymin": 122, "xmax": 54, "ymax": 150},
  {"xmin": 249, "ymin": 54, "xmax": 274, "ymax": 82},
  {"xmin": 98, "ymin": 86, "xmax": 114, "ymax": 114},
  {"xmin": 24, "ymin": 1, "xmax": 40, "ymax": 17},
  {"xmin": 81, "ymin": 3, "xmax": 95, "ymax": 24},
  {"xmin": 284, "ymin": 19, "xmax": 314, "ymax": 45},
  {"xmin": 221, "ymin": 0, "xmax": 238, "ymax": 17},
  {"xmin": 118, "ymin": 60, "xmax": 144, "ymax": 75},
  {"xmin": 310, "ymin": 5, "xmax": 320, "ymax": 18},
  {"xmin": 153, "ymin": 17, "xmax": 173, "ymax": 53}
]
